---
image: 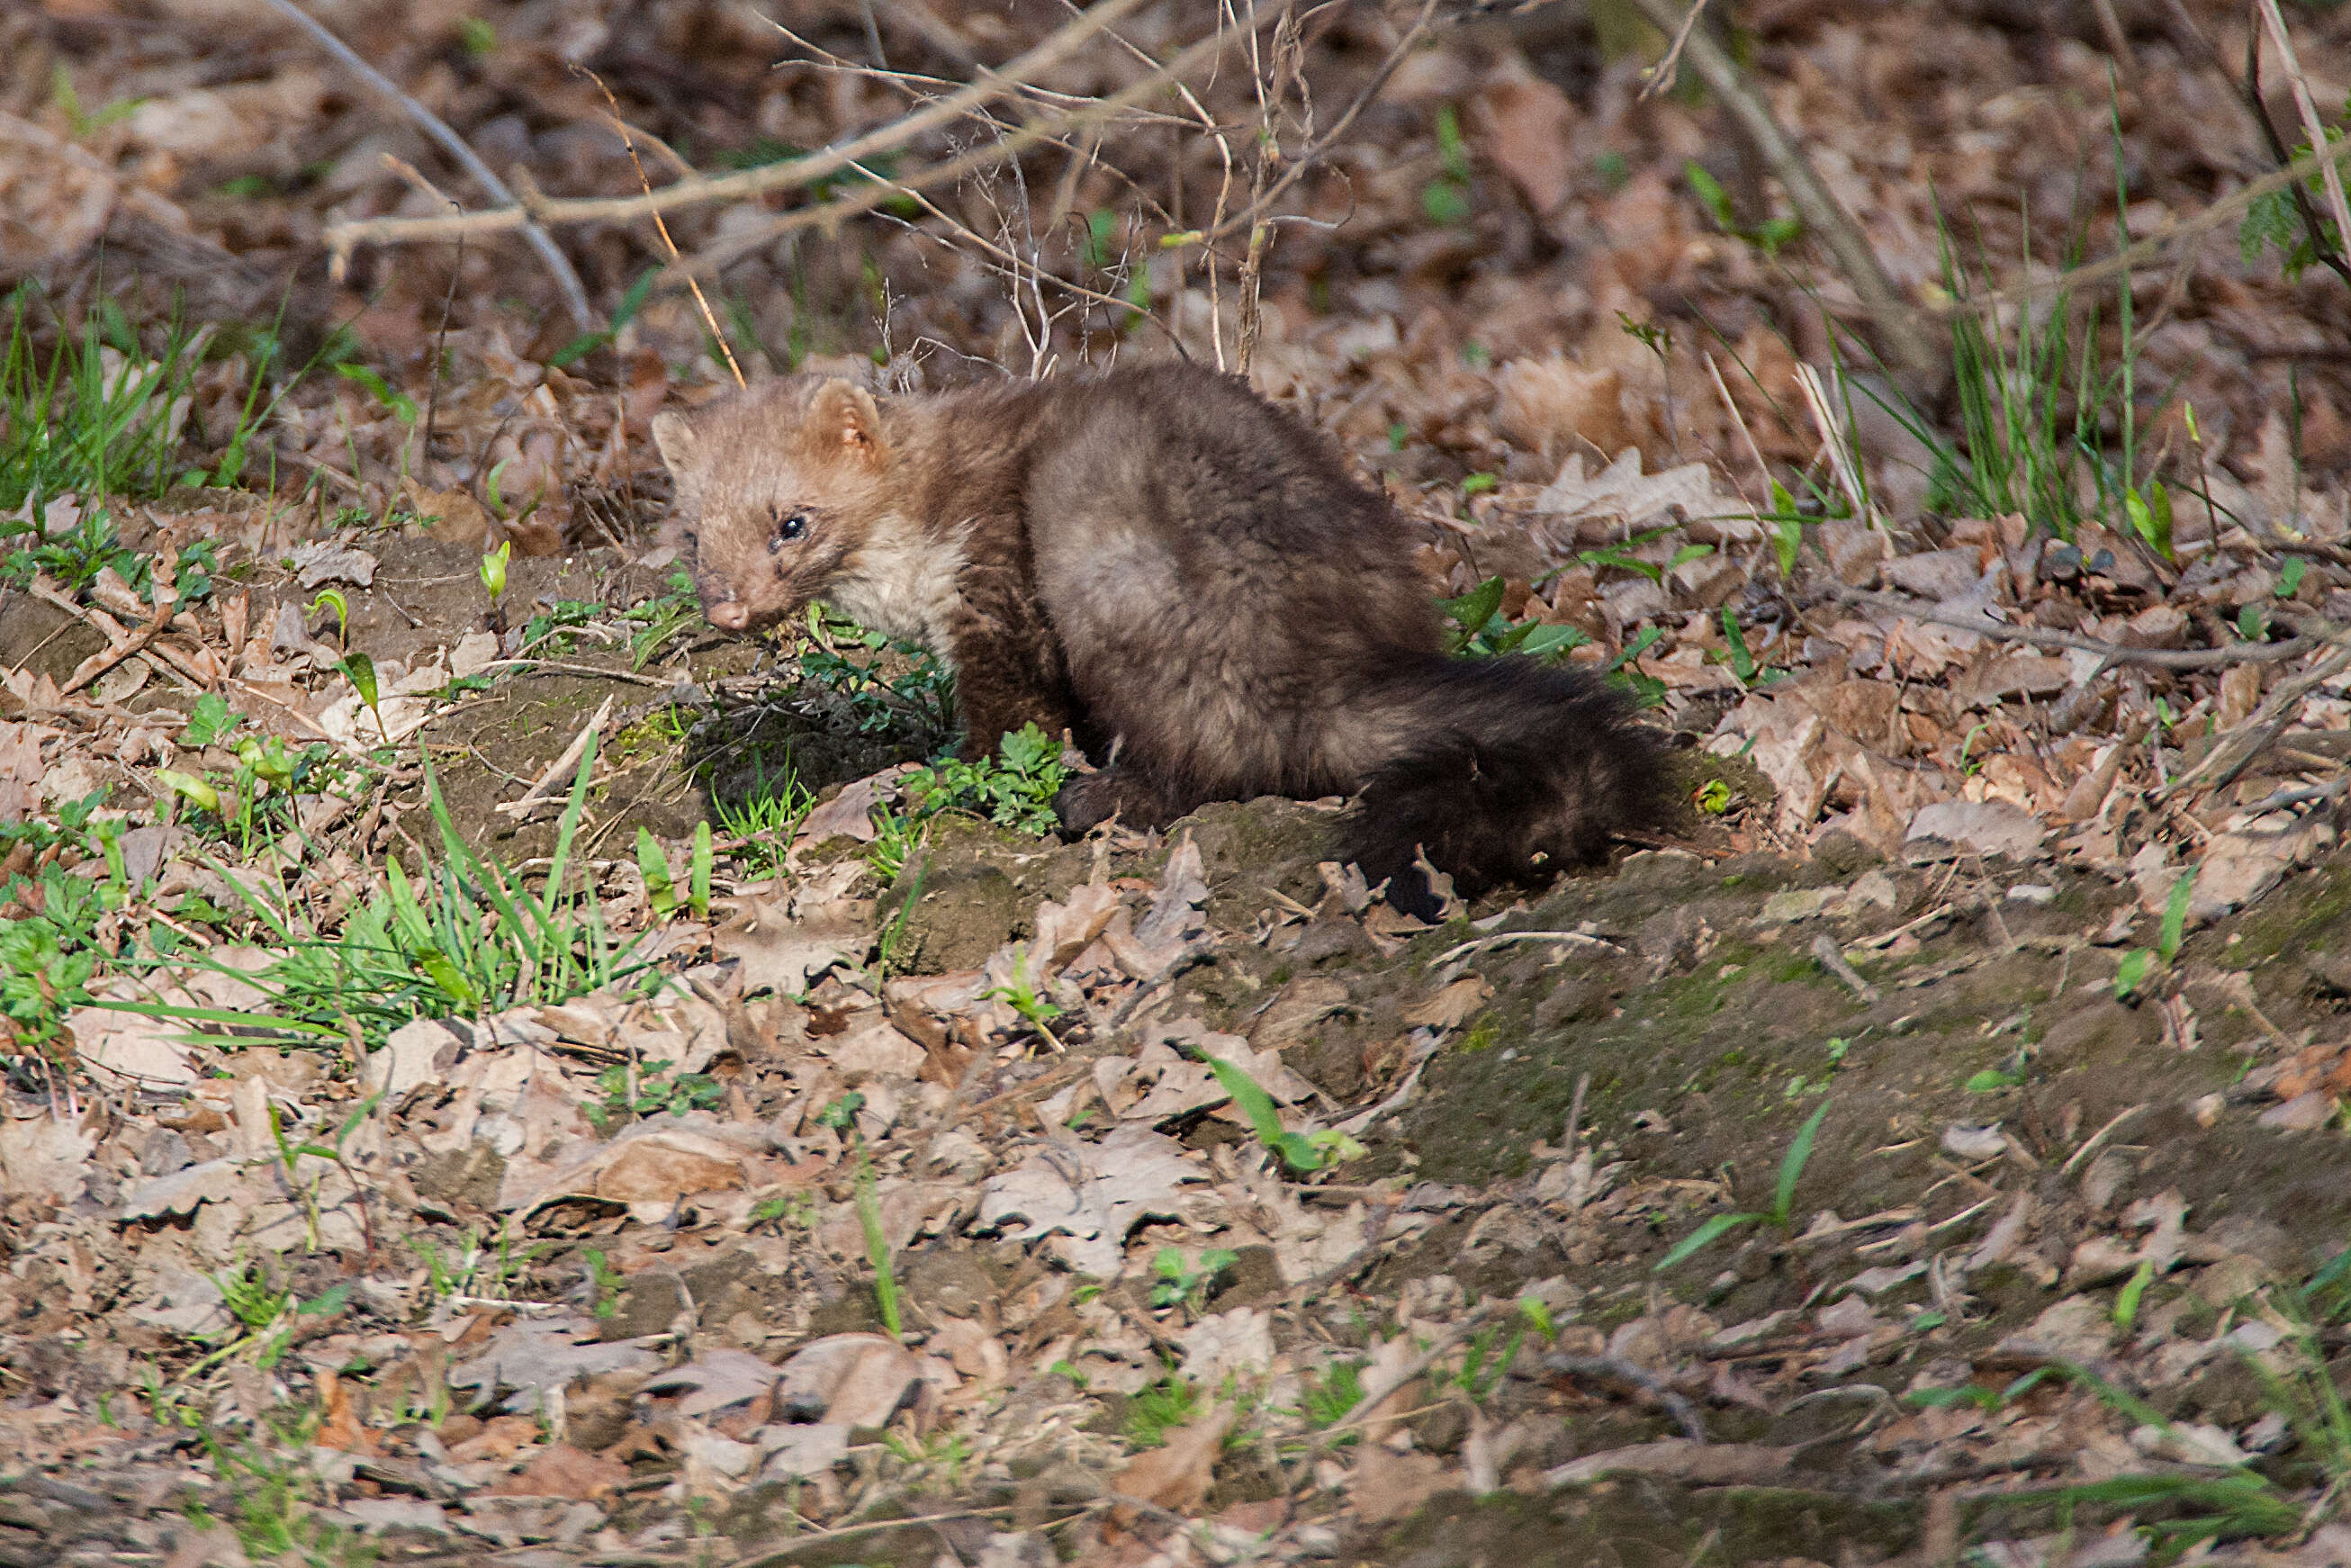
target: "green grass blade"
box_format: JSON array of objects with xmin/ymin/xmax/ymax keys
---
[{"xmin": 1772, "ymin": 1099, "xmax": 1832, "ymax": 1225}]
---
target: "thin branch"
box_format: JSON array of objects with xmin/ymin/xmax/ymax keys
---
[
  {"xmin": 321, "ymin": 0, "xmax": 1159, "ymax": 261},
  {"xmin": 1638, "ymin": 0, "xmax": 1711, "ymax": 102},
  {"xmin": 1826, "ymin": 585, "xmax": 2330, "ymax": 671},
  {"xmin": 1943, "ymin": 126, "xmax": 2351, "ymax": 319},
  {"xmin": 2153, "ymin": 622, "xmax": 2351, "ymax": 801},
  {"xmin": 257, "ymin": 0, "xmax": 591, "ymax": 329},
  {"xmin": 1618, "ymin": 0, "xmax": 1941, "ymax": 389},
  {"xmin": 681, "ymin": 14, "xmax": 1287, "ymax": 281},
  {"xmin": 1194, "ymin": 0, "xmax": 1440, "ymax": 253},
  {"xmin": 2254, "ymin": 0, "xmax": 2351, "ymax": 287},
  {"xmin": 2230, "ymin": 0, "xmax": 2351, "ymax": 288}
]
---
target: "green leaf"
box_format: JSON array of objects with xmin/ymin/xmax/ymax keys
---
[
  {"xmin": 340, "ymin": 651, "xmax": 380, "ymax": 712},
  {"xmin": 332, "ymin": 362, "xmax": 416, "ymax": 424},
  {"xmin": 1204, "ymin": 1055, "xmax": 1322, "ymax": 1173},
  {"xmin": 1771, "ymin": 1099, "xmax": 1831, "ymax": 1226},
  {"xmin": 2113, "ymin": 947, "xmax": 2153, "ymax": 1000},
  {"xmin": 479, "ymin": 540, "xmax": 510, "ymax": 599},
  {"xmin": 689, "ymin": 820, "xmax": 713, "ymax": 920},
  {"xmin": 1653, "ymin": 1211, "xmax": 1758, "ymax": 1272},
  {"xmin": 1682, "ymin": 160, "xmax": 1735, "ymax": 228},
  {"xmin": 2238, "ymin": 602, "xmax": 2268, "ymax": 640},
  {"xmin": 637, "ymin": 827, "xmax": 677, "ymax": 918},
  {"xmin": 1437, "ymin": 577, "xmax": 1506, "ymax": 642},
  {"xmin": 2280, "ymin": 556, "xmax": 2309, "ymax": 597},
  {"xmin": 2158, "ymin": 868, "xmax": 2196, "ymax": 965},
  {"xmin": 2112, "ymin": 1257, "xmax": 2156, "ymax": 1330},
  {"xmin": 152, "ymin": 770, "xmax": 221, "ymax": 816},
  {"xmin": 181, "ymin": 694, "xmax": 239, "ymax": 747}
]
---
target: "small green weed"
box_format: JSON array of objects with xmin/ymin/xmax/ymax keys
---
[
  {"xmin": 900, "ymin": 723, "xmax": 1068, "ymax": 836},
  {"xmin": 133, "ymin": 735, "xmax": 650, "ymax": 1052},
  {"xmin": 1301, "ymin": 1361, "xmax": 1366, "ymax": 1431},
  {"xmin": 981, "ymin": 945, "xmax": 1066, "ymax": 1049},
  {"xmin": 584, "ymin": 1058, "xmax": 723, "ymax": 1131},
  {"xmin": 1683, "ymin": 160, "xmax": 1802, "ymax": 257},
  {"xmin": 0, "ymin": 286, "xmax": 284, "ymax": 515},
  {"xmin": 817, "ymin": 1092, "xmax": 901, "ymax": 1336},
  {"xmin": 625, "ymin": 568, "xmax": 705, "ymax": 669},
  {"xmin": 2114, "ymin": 868, "xmax": 2195, "ymax": 1001},
  {"xmin": 1201, "ymin": 1053, "xmax": 1364, "ymax": 1176},
  {"xmin": 1123, "ymin": 1374, "xmax": 1203, "ymax": 1448},
  {"xmin": 0, "ymin": 792, "xmax": 128, "ymax": 1075},
  {"xmin": 1149, "ymin": 1247, "xmax": 1238, "ymax": 1312},
  {"xmin": 1437, "ymin": 576, "xmax": 1589, "ymax": 662},
  {"xmin": 1422, "ymin": 105, "xmax": 1473, "ymax": 226},
  {"xmin": 635, "ymin": 823, "xmax": 713, "ymax": 921},
  {"xmin": 1655, "ymin": 1098, "xmax": 1830, "ymax": 1271},
  {"xmin": 799, "ymin": 608, "xmax": 954, "ymax": 737}
]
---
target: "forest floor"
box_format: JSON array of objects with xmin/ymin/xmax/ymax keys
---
[{"xmin": 14, "ymin": 1, "xmax": 2351, "ymax": 1564}]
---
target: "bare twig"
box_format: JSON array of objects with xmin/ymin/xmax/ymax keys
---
[
  {"xmin": 1826, "ymin": 585, "xmax": 2329, "ymax": 671},
  {"xmin": 1944, "ymin": 127, "xmax": 2351, "ymax": 320},
  {"xmin": 1432, "ymin": 930, "xmax": 1626, "ymax": 965},
  {"xmin": 687, "ymin": 11, "xmax": 1285, "ymax": 281},
  {"xmin": 1617, "ymin": 0, "xmax": 1941, "ymax": 388},
  {"xmin": 59, "ymin": 604, "xmax": 170, "ymax": 698},
  {"xmin": 582, "ymin": 70, "xmax": 744, "ymax": 389},
  {"xmin": 322, "ymin": 0, "xmax": 1159, "ymax": 260},
  {"xmin": 2254, "ymin": 0, "xmax": 2351, "ymax": 287},
  {"xmin": 1638, "ymin": 0, "xmax": 1712, "ymax": 102},
  {"xmin": 1194, "ymin": 0, "xmax": 1441, "ymax": 253},
  {"xmin": 2153, "ymin": 622, "xmax": 2351, "ymax": 801},
  {"xmin": 1811, "ymin": 933, "xmax": 1880, "ymax": 1002},
  {"xmin": 492, "ymin": 696, "xmax": 613, "ymax": 819},
  {"xmin": 257, "ymin": 0, "xmax": 590, "ymax": 329}
]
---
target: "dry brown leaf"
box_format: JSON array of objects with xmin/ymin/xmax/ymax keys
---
[
  {"xmin": 1401, "ymin": 975, "xmax": 1491, "ymax": 1031},
  {"xmin": 774, "ymin": 1334, "xmax": 933, "ymax": 1428},
  {"xmin": 1112, "ymin": 1401, "xmax": 1234, "ymax": 1514},
  {"xmin": 486, "ymin": 1443, "xmax": 630, "ymax": 1500}
]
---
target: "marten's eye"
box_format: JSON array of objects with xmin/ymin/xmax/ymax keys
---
[{"xmin": 768, "ymin": 509, "xmax": 808, "ymax": 551}]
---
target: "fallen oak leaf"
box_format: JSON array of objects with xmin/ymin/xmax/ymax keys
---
[{"xmin": 1112, "ymin": 1400, "xmax": 1235, "ymax": 1518}]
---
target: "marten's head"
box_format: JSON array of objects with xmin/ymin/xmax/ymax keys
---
[{"xmin": 652, "ymin": 377, "xmax": 892, "ymax": 634}]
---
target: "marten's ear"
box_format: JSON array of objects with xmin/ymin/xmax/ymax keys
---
[
  {"xmin": 650, "ymin": 411, "xmax": 698, "ymax": 477},
  {"xmin": 807, "ymin": 379, "xmax": 886, "ymax": 468}
]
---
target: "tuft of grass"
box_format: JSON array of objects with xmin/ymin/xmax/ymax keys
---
[
  {"xmin": 0, "ymin": 287, "xmax": 278, "ymax": 517},
  {"xmin": 131, "ymin": 734, "xmax": 650, "ymax": 1052},
  {"xmin": 1655, "ymin": 1098, "xmax": 1830, "ymax": 1271}
]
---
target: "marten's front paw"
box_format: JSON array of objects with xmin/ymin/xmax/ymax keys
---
[{"xmin": 1054, "ymin": 769, "xmax": 1177, "ymax": 834}]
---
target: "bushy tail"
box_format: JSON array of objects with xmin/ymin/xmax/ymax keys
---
[{"xmin": 1339, "ymin": 653, "xmax": 1668, "ymax": 919}]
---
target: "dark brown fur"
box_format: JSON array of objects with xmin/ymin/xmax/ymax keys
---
[{"xmin": 653, "ymin": 363, "xmax": 1664, "ymax": 915}]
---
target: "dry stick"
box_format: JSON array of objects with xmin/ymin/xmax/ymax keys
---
[
  {"xmin": 1952, "ymin": 128, "xmax": 2351, "ymax": 320},
  {"xmin": 1194, "ymin": 0, "xmax": 1440, "ymax": 252},
  {"xmin": 1825, "ymin": 585, "xmax": 2330, "ymax": 671},
  {"xmin": 1618, "ymin": 0, "xmax": 1940, "ymax": 389},
  {"xmin": 2226, "ymin": 0, "xmax": 2351, "ymax": 292},
  {"xmin": 2153, "ymin": 624, "xmax": 2351, "ymax": 803},
  {"xmin": 1638, "ymin": 0, "xmax": 1712, "ymax": 102},
  {"xmin": 322, "ymin": 0, "xmax": 1157, "ymax": 259},
  {"xmin": 581, "ymin": 70, "xmax": 744, "ymax": 390},
  {"xmin": 2254, "ymin": 0, "xmax": 2351, "ymax": 284},
  {"xmin": 684, "ymin": 14, "xmax": 1284, "ymax": 282},
  {"xmin": 255, "ymin": 0, "xmax": 590, "ymax": 330},
  {"xmin": 58, "ymin": 605, "xmax": 170, "ymax": 698}
]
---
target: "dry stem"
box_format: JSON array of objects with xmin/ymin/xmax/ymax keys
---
[
  {"xmin": 321, "ymin": 0, "xmax": 1159, "ymax": 263},
  {"xmin": 259, "ymin": 0, "xmax": 590, "ymax": 329}
]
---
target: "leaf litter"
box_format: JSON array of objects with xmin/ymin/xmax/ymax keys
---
[{"xmin": 17, "ymin": 0, "xmax": 2351, "ymax": 1563}]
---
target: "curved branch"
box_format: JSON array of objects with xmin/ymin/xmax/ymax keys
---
[{"xmin": 257, "ymin": 0, "xmax": 591, "ymax": 329}]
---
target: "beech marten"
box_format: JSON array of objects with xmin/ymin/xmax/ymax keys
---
[{"xmin": 653, "ymin": 362, "xmax": 1664, "ymax": 916}]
